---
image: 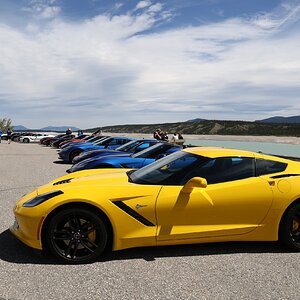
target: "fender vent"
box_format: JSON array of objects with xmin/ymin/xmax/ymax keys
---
[{"xmin": 53, "ymin": 178, "xmax": 73, "ymax": 185}]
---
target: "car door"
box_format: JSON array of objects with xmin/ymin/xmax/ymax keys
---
[{"xmin": 156, "ymin": 156, "xmax": 274, "ymax": 242}]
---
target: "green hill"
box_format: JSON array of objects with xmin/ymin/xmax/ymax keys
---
[{"xmin": 87, "ymin": 120, "xmax": 300, "ymax": 137}]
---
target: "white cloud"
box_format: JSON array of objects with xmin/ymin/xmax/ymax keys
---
[
  {"xmin": 22, "ymin": 0, "xmax": 61, "ymax": 19},
  {"xmin": 147, "ymin": 3, "xmax": 163, "ymax": 13},
  {"xmin": 135, "ymin": 1, "xmax": 152, "ymax": 10},
  {"xmin": 0, "ymin": 2, "xmax": 300, "ymax": 128},
  {"xmin": 114, "ymin": 3, "xmax": 124, "ymax": 10},
  {"xmin": 39, "ymin": 6, "xmax": 61, "ymax": 19}
]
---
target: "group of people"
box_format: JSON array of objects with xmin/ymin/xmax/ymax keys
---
[
  {"xmin": 0, "ymin": 128, "xmax": 12, "ymax": 144},
  {"xmin": 153, "ymin": 128, "xmax": 168, "ymax": 141},
  {"xmin": 66, "ymin": 128, "xmax": 84, "ymax": 137},
  {"xmin": 153, "ymin": 128, "xmax": 184, "ymax": 144}
]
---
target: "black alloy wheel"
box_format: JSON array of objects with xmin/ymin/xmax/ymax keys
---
[
  {"xmin": 279, "ymin": 203, "xmax": 300, "ymax": 251},
  {"xmin": 46, "ymin": 208, "xmax": 108, "ymax": 264}
]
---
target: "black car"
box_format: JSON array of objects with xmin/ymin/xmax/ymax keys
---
[{"xmin": 51, "ymin": 134, "xmax": 76, "ymax": 148}]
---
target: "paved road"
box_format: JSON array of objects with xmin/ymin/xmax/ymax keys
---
[{"xmin": 0, "ymin": 142, "xmax": 299, "ymax": 299}]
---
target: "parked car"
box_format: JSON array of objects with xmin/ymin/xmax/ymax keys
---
[
  {"xmin": 40, "ymin": 134, "xmax": 66, "ymax": 146},
  {"xmin": 10, "ymin": 147, "xmax": 300, "ymax": 264},
  {"xmin": 59, "ymin": 135, "xmax": 106, "ymax": 149},
  {"xmin": 58, "ymin": 136, "xmax": 133, "ymax": 163},
  {"xmin": 19, "ymin": 133, "xmax": 55, "ymax": 143},
  {"xmin": 68, "ymin": 142, "xmax": 182, "ymax": 172},
  {"xmin": 11, "ymin": 132, "xmax": 27, "ymax": 142},
  {"xmin": 58, "ymin": 134, "xmax": 91, "ymax": 148},
  {"xmin": 51, "ymin": 135, "xmax": 76, "ymax": 148},
  {"xmin": 72, "ymin": 139, "xmax": 160, "ymax": 164}
]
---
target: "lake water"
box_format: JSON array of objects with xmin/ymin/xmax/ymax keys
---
[{"xmin": 185, "ymin": 139, "xmax": 300, "ymax": 157}]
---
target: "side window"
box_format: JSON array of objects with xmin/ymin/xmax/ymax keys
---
[
  {"xmin": 256, "ymin": 159, "xmax": 287, "ymax": 176},
  {"xmin": 183, "ymin": 157, "xmax": 255, "ymax": 184},
  {"xmin": 109, "ymin": 140, "xmax": 119, "ymax": 146}
]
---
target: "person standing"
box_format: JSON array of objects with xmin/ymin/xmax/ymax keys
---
[
  {"xmin": 171, "ymin": 133, "xmax": 178, "ymax": 143},
  {"xmin": 7, "ymin": 128, "xmax": 12, "ymax": 144},
  {"xmin": 0, "ymin": 129, "xmax": 2, "ymax": 143},
  {"xmin": 153, "ymin": 128, "xmax": 162, "ymax": 140},
  {"xmin": 66, "ymin": 128, "xmax": 72, "ymax": 135}
]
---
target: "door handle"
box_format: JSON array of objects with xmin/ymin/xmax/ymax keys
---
[{"xmin": 268, "ymin": 180, "xmax": 275, "ymax": 186}]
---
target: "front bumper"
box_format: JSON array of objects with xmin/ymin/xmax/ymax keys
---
[
  {"xmin": 10, "ymin": 218, "xmax": 43, "ymax": 250},
  {"xmin": 58, "ymin": 151, "xmax": 69, "ymax": 162},
  {"xmin": 10, "ymin": 196, "xmax": 44, "ymax": 250}
]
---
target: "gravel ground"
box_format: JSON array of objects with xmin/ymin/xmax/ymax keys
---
[{"xmin": 0, "ymin": 142, "xmax": 299, "ymax": 300}]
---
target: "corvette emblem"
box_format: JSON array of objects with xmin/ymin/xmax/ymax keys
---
[{"xmin": 136, "ymin": 204, "xmax": 147, "ymax": 209}]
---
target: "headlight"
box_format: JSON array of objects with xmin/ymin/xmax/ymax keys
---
[{"xmin": 22, "ymin": 190, "xmax": 63, "ymax": 207}]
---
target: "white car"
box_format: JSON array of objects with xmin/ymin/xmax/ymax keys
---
[{"xmin": 19, "ymin": 133, "xmax": 55, "ymax": 143}]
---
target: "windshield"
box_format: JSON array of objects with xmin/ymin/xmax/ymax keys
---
[
  {"xmin": 82, "ymin": 135, "xmax": 92, "ymax": 140},
  {"xmin": 129, "ymin": 151, "xmax": 209, "ymax": 185},
  {"xmin": 94, "ymin": 137, "xmax": 111, "ymax": 145},
  {"xmin": 131, "ymin": 143, "xmax": 167, "ymax": 158},
  {"xmin": 116, "ymin": 140, "xmax": 139, "ymax": 151}
]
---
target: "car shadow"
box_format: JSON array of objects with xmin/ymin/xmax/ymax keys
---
[
  {"xmin": 0, "ymin": 229, "xmax": 291, "ymax": 265},
  {"xmin": 52, "ymin": 160, "xmax": 71, "ymax": 165}
]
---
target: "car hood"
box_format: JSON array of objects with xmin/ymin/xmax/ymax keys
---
[
  {"xmin": 83, "ymin": 153, "xmax": 131, "ymax": 164},
  {"xmin": 73, "ymin": 150, "xmax": 124, "ymax": 163},
  {"xmin": 15, "ymin": 169, "xmax": 138, "ymax": 208},
  {"xmin": 38, "ymin": 168, "xmax": 131, "ymax": 195}
]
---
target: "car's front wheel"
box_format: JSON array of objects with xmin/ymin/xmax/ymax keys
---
[
  {"xmin": 46, "ymin": 207, "xmax": 108, "ymax": 264},
  {"xmin": 23, "ymin": 138, "xmax": 30, "ymax": 143},
  {"xmin": 279, "ymin": 202, "xmax": 300, "ymax": 251},
  {"xmin": 69, "ymin": 150, "xmax": 82, "ymax": 163}
]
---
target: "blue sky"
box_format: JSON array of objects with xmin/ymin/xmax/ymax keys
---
[{"xmin": 0, "ymin": 0, "xmax": 299, "ymax": 128}]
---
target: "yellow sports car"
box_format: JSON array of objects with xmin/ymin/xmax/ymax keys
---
[{"xmin": 10, "ymin": 147, "xmax": 300, "ymax": 264}]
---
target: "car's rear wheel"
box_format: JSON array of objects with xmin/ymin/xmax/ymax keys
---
[
  {"xmin": 23, "ymin": 138, "xmax": 30, "ymax": 143},
  {"xmin": 46, "ymin": 207, "xmax": 108, "ymax": 264},
  {"xmin": 279, "ymin": 203, "xmax": 300, "ymax": 251}
]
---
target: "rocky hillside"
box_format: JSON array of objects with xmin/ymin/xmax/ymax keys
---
[{"xmin": 88, "ymin": 120, "xmax": 300, "ymax": 137}]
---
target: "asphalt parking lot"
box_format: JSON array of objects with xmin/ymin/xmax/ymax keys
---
[{"xmin": 0, "ymin": 142, "xmax": 299, "ymax": 299}]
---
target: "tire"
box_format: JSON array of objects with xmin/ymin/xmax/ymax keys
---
[
  {"xmin": 279, "ymin": 202, "xmax": 300, "ymax": 251},
  {"xmin": 69, "ymin": 150, "xmax": 82, "ymax": 163},
  {"xmin": 23, "ymin": 138, "xmax": 30, "ymax": 143},
  {"xmin": 46, "ymin": 207, "xmax": 108, "ymax": 264}
]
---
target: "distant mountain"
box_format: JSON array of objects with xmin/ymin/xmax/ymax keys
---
[
  {"xmin": 186, "ymin": 118, "xmax": 206, "ymax": 122},
  {"xmin": 12, "ymin": 125, "xmax": 81, "ymax": 132},
  {"xmin": 40, "ymin": 126, "xmax": 80, "ymax": 132},
  {"xmin": 256, "ymin": 115, "xmax": 300, "ymax": 124},
  {"xmin": 13, "ymin": 125, "xmax": 28, "ymax": 130}
]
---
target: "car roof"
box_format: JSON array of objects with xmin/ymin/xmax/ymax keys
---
[
  {"xmin": 182, "ymin": 146, "xmax": 291, "ymax": 162},
  {"xmin": 183, "ymin": 146, "xmax": 257, "ymax": 157}
]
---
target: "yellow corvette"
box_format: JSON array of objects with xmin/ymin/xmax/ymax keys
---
[{"xmin": 10, "ymin": 147, "xmax": 300, "ymax": 263}]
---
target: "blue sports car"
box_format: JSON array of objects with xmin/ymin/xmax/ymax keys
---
[
  {"xmin": 72, "ymin": 139, "xmax": 160, "ymax": 164},
  {"xmin": 67, "ymin": 142, "xmax": 183, "ymax": 173},
  {"xmin": 58, "ymin": 136, "xmax": 132, "ymax": 163}
]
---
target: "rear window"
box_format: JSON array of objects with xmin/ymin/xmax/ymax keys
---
[{"xmin": 256, "ymin": 159, "xmax": 287, "ymax": 176}]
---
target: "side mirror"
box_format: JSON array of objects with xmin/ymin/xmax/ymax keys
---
[{"xmin": 181, "ymin": 177, "xmax": 207, "ymax": 194}]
